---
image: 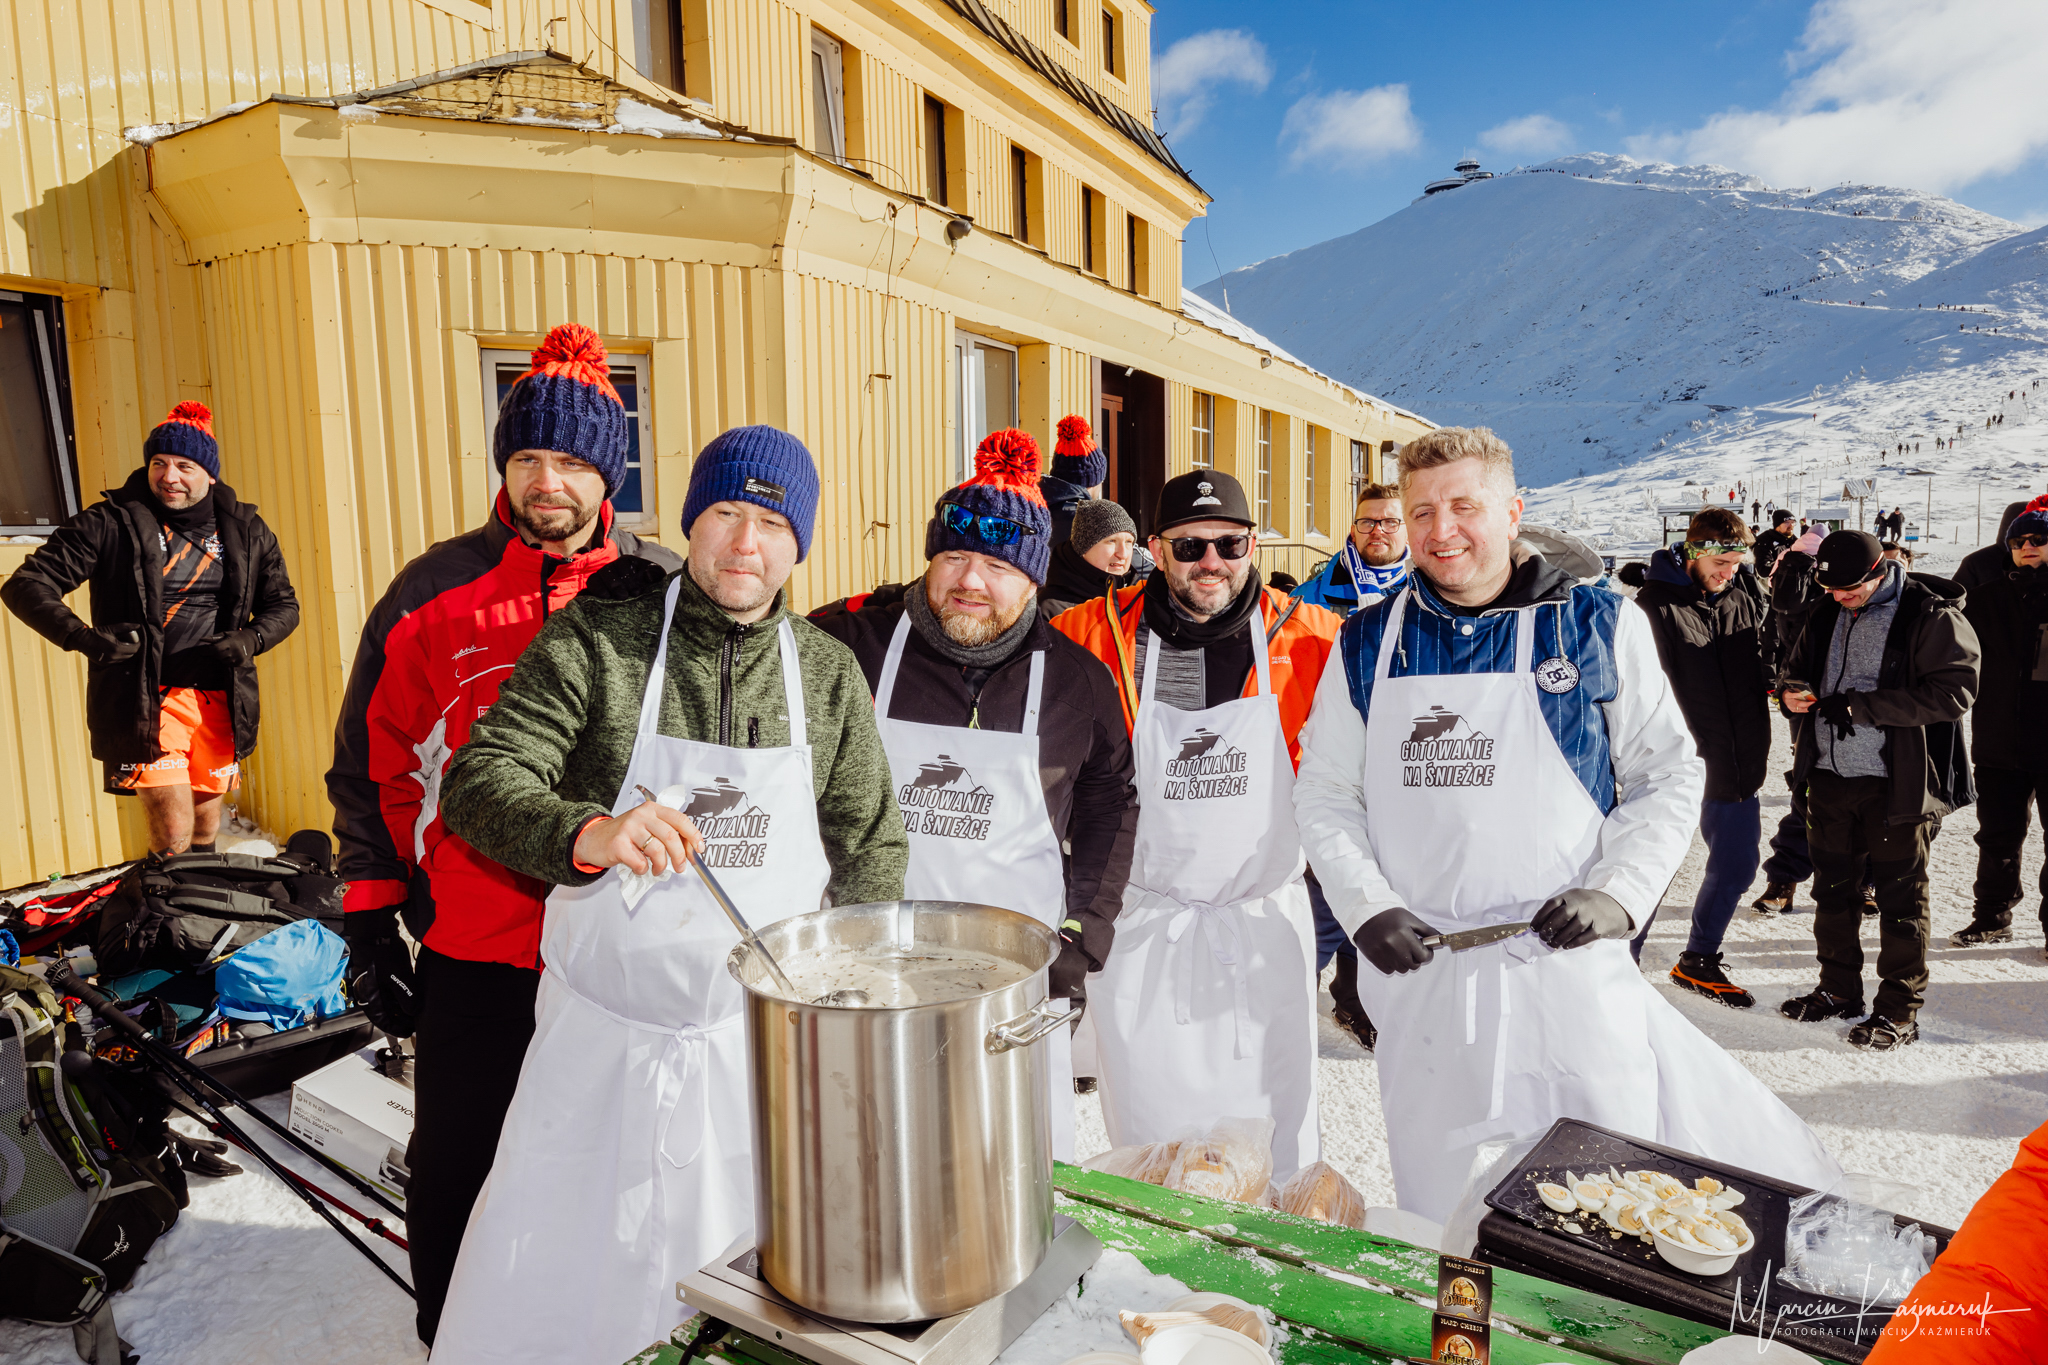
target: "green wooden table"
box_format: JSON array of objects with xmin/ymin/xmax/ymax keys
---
[{"xmin": 626, "ymin": 1162, "xmax": 1803, "ymax": 1365}]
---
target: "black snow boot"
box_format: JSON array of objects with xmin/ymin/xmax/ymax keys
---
[
  {"xmin": 1669, "ymin": 952, "xmax": 1755, "ymax": 1008},
  {"xmin": 1847, "ymin": 1014, "xmax": 1919, "ymax": 1051},
  {"xmin": 1949, "ymin": 921, "xmax": 2014, "ymax": 948},
  {"xmin": 1780, "ymin": 988, "xmax": 1865, "ymax": 1022},
  {"xmin": 1330, "ymin": 952, "xmax": 1377, "ymax": 1052},
  {"xmin": 1751, "ymin": 881, "xmax": 1798, "ymax": 915}
]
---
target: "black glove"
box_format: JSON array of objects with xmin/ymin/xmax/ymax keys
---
[
  {"xmin": 1048, "ymin": 926, "xmax": 1094, "ymax": 999},
  {"xmin": 342, "ymin": 909, "xmax": 420, "ymax": 1037},
  {"xmin": 1532, "ymin": 888, "xmax": 1632, "ymax": 951},
  {"xmin": 1353, "ymin": 907, "xmax": 1438, "ymax": 975},
  {"xmin": 207, "ymin": 628, "xmax": 262, "ymax": 669},
  {"xmin": 1813, "ymin": 692, "xmax": 1856, "ymax": 740},
  {"xmin": 72, "ymin": 623, "xmax": 143, "ymax": 665}
]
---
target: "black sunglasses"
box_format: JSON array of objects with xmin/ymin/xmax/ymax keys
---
[
  {"xmin": 1165, "ymin": 533, "xmax": 1253, "ymax": 563},
  {"xmin": 2010, "ymin": 533, "xmax": 2048, "ymax": 550},
  {"xmin": 939, "ymin": 502, "xmax": 1039, "ymax": 546}
]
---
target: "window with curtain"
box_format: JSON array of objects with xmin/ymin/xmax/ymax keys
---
[
  {"xmin": 953, "ymin": 332, "xmax": 1019, "ymax": 485},
  {"xmin": 1350, "ymin": 439, "xmax": 1367, "ymax": 501},
  {"xmin": 1256, "ymin": 409, "xmax": 1273, "ymax": 532},
  {"xmin": 482, "ymin": 347, "xmax": 654, "ymax": 525},
  {"xmin": 1191, "ymin": 392, "xmax": 1214, "ymax": 470}
]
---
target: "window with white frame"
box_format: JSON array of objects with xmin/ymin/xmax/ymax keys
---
[
  {"xmin": 0, "ymin": 289, "xmax": 79, "ymax": 534},
  {"xmin": 481, "ymin": 347, "xmax": 654, "ymax": 527},
  {"xmin": 953, "ymin": 331, "xmax": 1018, "ymax": 485},
  {"xmin": 810, "ymin": 29, "xmax": 847, "ymax": 165},
  {"xmin": 1350, "ymin": 438, "xmax": 1367, "ymax": 501},
  {"xmin": 1304, "ymin": 425, "xmax": 1319, "ymax": 535},
  {"xmin": 1255, "ymin": 408, "xmax": 1273, "ymax": 533},
  {"xmin": 1191, "ymin": 391, "xmax": 1214, "ymax": 470}
]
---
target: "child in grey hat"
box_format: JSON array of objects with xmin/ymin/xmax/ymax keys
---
[{"xmin": 1043, "ymin": 497, "xmax": 1145, "ymax": 616}]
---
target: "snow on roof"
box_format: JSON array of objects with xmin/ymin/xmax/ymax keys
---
[{"xmin": 1177, "ymin": 287, "xmax": 1427, "ymax": 426}]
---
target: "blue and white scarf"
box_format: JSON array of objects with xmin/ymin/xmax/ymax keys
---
[{"xmin": 1340, "ymin": 542, "xmax": 1410, "ymax": 611}]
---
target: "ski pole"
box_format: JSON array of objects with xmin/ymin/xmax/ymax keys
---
[
  {"xmin": 164, "ymin": 1096, "xmax": 410, "ymax": 1252},
  {"xmin": 50, "ymin": 961, "xmax": 416, "ymax": 1299}
]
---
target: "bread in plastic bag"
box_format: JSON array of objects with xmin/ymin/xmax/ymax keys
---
[
  {"xmin": 1164, "ymin": 1116, "xmax": 1276, "ymax": 1204},
  {"xmin": 1775, "ymin": 1190, "xmax": 1936, "ymax": 1308},
  {"xmin": 1120, "ymin": 1307, "xmax": 1264, "ymax": 1347},
  {"xmin": 1277, "ymin": 1161, "xmax": 1368, "ymax": 1230},
  {"xmin": 1084, "ymin": 1136, "xmax": 1187, "ymax": 1185}
]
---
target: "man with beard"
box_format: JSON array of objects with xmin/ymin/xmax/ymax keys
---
[
  {"xmin": 810, "ymin": 431, "xmax": 1138, "ymax": 1154},
  {"xmin": 325, "ymin": 325, "xmax": 680, "ymax": 1345},
  {"xmin": 1050, "ymin": 470, "xmax": 1342, "ymax": 1178},
  {"xmin": 4, "ymin": 402, "xmax": 298, "ymax": 852}
]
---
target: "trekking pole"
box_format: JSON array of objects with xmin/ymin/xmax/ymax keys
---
[{"xmin": 49, "ymin": 961, "xmax": 416, "ymax": 1299}]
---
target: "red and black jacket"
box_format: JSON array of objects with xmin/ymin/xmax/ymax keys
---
[{"xmin": 326, "ymin": 492, "xmax": 681, "ymax": 967}]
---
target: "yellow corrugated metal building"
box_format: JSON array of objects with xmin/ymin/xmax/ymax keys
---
[{"xmin": 0, "ymin": 0, "xmax": 1431, "ymax": 885}]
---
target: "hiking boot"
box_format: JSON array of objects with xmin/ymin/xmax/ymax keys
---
[
  {"xmin": 1073, "ymin": 1076, "xmax": 1098, "ymax": 1095},
  {"xmin": 1861, "ymin": 886, "xmax": 1880, "ymax": 917},
  {"xmin": 1847, "ymin": 1015, "xmax": 1919, "ymax": 1051},
  {"xmin": 1333, "ymin": 1007, "xmax": 1378, "ymax": 1052},
  {"xmin": 1949, "ymin": 922, "xmax": 2014, "ymax": 948},
  {"xmin": 1780, "ymin": 988, "xmax": 1865, "ymax": 1022},
  {"xmin": 1752, "ymin": 881, "xmax": 1797, "ymax": 915},
  {"xmin": 1669, "ymin": 952, "xmax": 1756, "ymax": 1009}
]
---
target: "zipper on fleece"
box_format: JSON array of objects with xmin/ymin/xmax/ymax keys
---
[{"xmin": 718, "ymin": 622, "xmax": 751, "ymax": 747}]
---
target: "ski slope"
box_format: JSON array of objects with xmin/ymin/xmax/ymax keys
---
[{"xmin": 1197, "ymin": 152, "xmax": 2048, "ymax": 552}]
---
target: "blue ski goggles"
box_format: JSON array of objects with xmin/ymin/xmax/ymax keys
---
[{"xmin": 938, "ymin": 502, "xmax": 1039, "ymax": 547}]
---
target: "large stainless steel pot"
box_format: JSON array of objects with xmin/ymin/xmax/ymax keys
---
[{"xmin": 729, "ymin": 900, "xmax": 1072, "ymax": 1323}]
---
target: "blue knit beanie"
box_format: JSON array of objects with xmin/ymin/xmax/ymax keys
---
[
  {"xmin": 492, "ymin": 325, "xmax": 631, "ymax": 495},
  {"xmin": 1050, "ymin": 414, "xmax": 1106, "ymax": 488},
  {"xmin": 926, "ymin": 429, "xmax": 1052, "ymax": 584},
  {"xmin": 683, "ymin": 425, "xmax": 821, "ymax": 561},
  {"xmin": 143, "ymin": 402, "xmax": 220, "ymax": 480}
]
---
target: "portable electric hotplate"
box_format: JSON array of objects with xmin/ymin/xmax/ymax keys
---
[{"xmin": 678, "ymin": 1216, "xmax": 1104, "ymax": 1365}]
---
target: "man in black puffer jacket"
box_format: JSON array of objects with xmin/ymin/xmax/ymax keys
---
[
  {"xmin": 1633, "ymin": 508, "xmax": 1771, "ymax": 1006},
  {"xmin": 2, "ymin": 403, "xmax": 298, "ymax": 854},
  {"xmin": 1951, "ymin": 502, "xmax": 2048, "ymax": 952}
]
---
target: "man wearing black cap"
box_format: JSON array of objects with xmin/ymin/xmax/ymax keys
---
[
  {"xmin": 1753, "ymin": 508, "xmax": 1798, "ymax": 581},
  {"xmin": 1050, "ymin": 470, "xmax": 1342, "ymax": 1177},
  {"xmin": 1777, "ymin": 529, "xmax": 1979, "ymax": 1049}
]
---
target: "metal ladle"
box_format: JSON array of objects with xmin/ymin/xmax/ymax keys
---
[{"xmin": 634, "ymin": 785, "xmax": 868, "ymax": 1006}]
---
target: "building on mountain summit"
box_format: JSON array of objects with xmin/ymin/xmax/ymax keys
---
[{"xmin": 1423, "ymin": 157, "xmax": 1496, "ymax": 196}]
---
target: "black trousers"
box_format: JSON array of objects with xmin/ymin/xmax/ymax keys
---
[
  {"xmin": 407, "ymin": 946, "xmax": 541, "ymax": 1346},
  {"xmin": 1971, "ymin": 765, "xmax": 2048, "ymax": 927},
  {"xmin": 1806, "ymin": 769, "xmax": 1932, "ymax": 1020}
]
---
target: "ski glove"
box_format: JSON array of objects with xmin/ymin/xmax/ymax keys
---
[
  {"xmin": 72, "ymin": 623, "xmax": 143, "ymax": 665},
  {"xmin": 342, "ymin": 908, "xmax": 420, "ymax": 1038},
  {"xmin": 1813, "ymin": 692, "xmax": 1856, "ymax": 740},
  {"xmin": 1354, "ymin": 907, "xmax": 1438, "ymax": 975},
  {"xmin": 1049, "ymin": 927, "xmax": 1094, "ymax": 1000},
  {"xmin": 1533, "ymin": 888, "xmax": 1632, "ymax": 951},
  {"xmin": 207, "ymin": 628, "xmax": 263, "ymax": 669}
]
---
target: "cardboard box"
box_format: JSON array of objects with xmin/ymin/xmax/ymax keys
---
[{"xmin": 287, "ymin": 1047, "xmax": 414, "ymax": 1205}]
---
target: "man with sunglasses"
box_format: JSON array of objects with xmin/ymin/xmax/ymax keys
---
[
  {"xmin": 1950, "ymin": 499, "xmax": 2048, "ymax": 954},
  {"xmin": 810, "ymin": 431, "xmax": 1139, "ymax": 1156},
  {"xmin": 1631, "ymin": 508, "xmax": 1771, "ymax": 1007},
  {"xmin": 1049, "ymin": 469, "xmax": 1343, "ymax": 1178},
  {"xmin": 1777, "ymin": 530, "xmax": 1978, "ymax": 1050},
  {"xmin": 1294, "ymin": 427, "xmax": 1839, "ymax": 1222}
]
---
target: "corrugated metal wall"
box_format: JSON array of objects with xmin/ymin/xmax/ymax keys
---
[{"xmin": 694, "ymin": 0, "xmax": 805, "ymax": 138}]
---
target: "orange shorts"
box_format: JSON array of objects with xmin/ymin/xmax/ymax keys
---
[{"xmin": 109, "ymin": 687, "xmax": 241, "ymax": 795}]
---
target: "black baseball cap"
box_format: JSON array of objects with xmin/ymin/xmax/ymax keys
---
[
  {"xmin": 1154, "ymin": 470, "xmax": 1254, "ymax": 534},
  {"xmin": 1813, "ymin": 529, "xmax": 1885, "ymax": 588}
]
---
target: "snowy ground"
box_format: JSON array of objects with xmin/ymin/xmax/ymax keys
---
[{"xmin": 7, "ymin": 723, "xmax": 2043, "ymax": 1364}]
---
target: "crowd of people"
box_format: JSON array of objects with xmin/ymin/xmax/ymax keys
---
[{"xmin": 5, "ymin": 323, "xmax": 2046, "ymax": 1365}]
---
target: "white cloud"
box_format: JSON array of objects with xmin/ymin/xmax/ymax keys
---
[
  {"xmin": 1479, "ymin": 113, "xmax": 1572, "ymax": 158},
  {"xmin": 1280, "ymin": 85, "xmax": 1421, "ymax": 169},
  {"xmin": 1154, "ymin": 29, "xmax": 1272, "ymax": 141},
  {"xmin": 1625, "ymin": 0, "xmax": 2048, "ymax": 193}
]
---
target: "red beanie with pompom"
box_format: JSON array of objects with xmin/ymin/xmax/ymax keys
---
[
  {"xmin": 144, "ymin": 401, "xmax": 221, "ymax": 478},
  {"xmin": 926, "ymin": 428, "xmax": 1052, "ymax": 583},
  {"xmin": 491, "ymin": 323, "xmax": 631, "ymax": 495}
]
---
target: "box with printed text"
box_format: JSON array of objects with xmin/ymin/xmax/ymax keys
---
[{"xmin": 286, "ymin": 1047, "xmax": 414, "ymax": 1206}]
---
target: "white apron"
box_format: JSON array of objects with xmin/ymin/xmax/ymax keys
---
[
  {"xmin": 1358, "ymin": 589, "xmax": 1840, "ymax": 1222},
  {"xmin": 434, "ymin": 579, "xmax": 831, "ymax": 1365},
  {"xmin": 872, "ymin": 614, "xmax": 1076, "ymax": 1159},
  {"xmin": 1093, "ymin": 614, "xmax": 1321, "ymax": 1177}
]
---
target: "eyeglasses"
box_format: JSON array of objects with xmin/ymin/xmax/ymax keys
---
[
  {"xmin": 939, "ymin": 502, "xmax": 1039, "ymax": 546},
  {"xmin": 1353, "ymin": 516, "xmax": 1404, "ymax": 532},
  {"xmin": 1165, "ymin": 533, "xmax": 1253, "ymax": 563},
  {"xmin": 1682, "ymin": 540, "xmax": 1749, "ymax": 560},
  {"xmin": 2010, "ymin": 533, "xmax": 2048, "ymax": 550}
]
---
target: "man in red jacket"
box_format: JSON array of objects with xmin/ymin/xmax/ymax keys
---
[{"xmin": 326, "ymin": 324, "xmax": 679, "ymax": 1345}]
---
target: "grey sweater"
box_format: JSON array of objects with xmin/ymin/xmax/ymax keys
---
[{"xmin": 1816, "ymin": 560, "xmax": 1904, "ymax": 778}]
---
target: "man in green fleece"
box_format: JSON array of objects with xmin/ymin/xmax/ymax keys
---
[{"xmin": 434, "ymin": 426, "xmax": 905, "ymax": 1365}]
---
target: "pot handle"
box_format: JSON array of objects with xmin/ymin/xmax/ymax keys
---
[{"xmin": 986, "ymin": 998, "xmax": 1085, "ymax": 1054}]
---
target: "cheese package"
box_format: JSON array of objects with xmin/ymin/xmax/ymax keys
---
[
  {"xmin": 1163, "ymin": 1116, "xmax": 1276, "ymax": 1204},
  {"xmin": 1277, "ymin": 1160, "xmax": 1367, "ymax": 1230}
]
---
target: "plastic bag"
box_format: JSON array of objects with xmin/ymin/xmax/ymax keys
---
[
  {"xmin": 1277, "ymin": 1161, "xmax": 1367, "ymax": 1230},
  {"xmin": 1164, "ymin": 1116, "xmax": 1276, "ymax": 1204},
  {"xmin": 1085, "ymin": 1137, "xmax": 1187, "ymax": 1185},
  {"xmin": 1775, "ymin": 1190, "xmax": 1936, "ymax": 1308}
]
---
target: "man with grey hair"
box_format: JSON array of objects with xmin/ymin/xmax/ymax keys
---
[{"xmin": 1294, "ymin": 426, "xmax": 1841, "ymax": 1221}]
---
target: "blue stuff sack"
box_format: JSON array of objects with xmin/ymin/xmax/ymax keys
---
[{"xmin": 215, "ymin": 918, "xmax": 349, "ymax": 1031}]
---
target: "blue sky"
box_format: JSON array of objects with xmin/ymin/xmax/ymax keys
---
[{"xmin": 1155, "ymin": 0, "xmax": 2048, "ymax": 285}]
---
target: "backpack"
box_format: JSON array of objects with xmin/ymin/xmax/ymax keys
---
[
  {"xmin": 94, "ymin": 851, "xmax": 337, "ymax": 981},
  {"xmin": 0, "ymin": 965, "xmax": 186, "ymax": 1364}
]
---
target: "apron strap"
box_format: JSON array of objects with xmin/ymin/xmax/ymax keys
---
[
  {"xmin": 1373, "ymin": 586, "xmax": 1408, "ymax": 684},
  {"xmin": 1513, "ymin": 605, "xmax": 1538, "ymax": 675},
  {"xmin": 1248, "ymin": 604, "xmax": 1275, "ymax": 698},
  {"xmin": 1023, "ymin": 649, "xmax": 1045, "ymax": 737},
  {"xmin": 777, "ymin": 618, "xmax": 807, "ymax": 744},
  {"xmin": 636, "ymin": 576, "xmax": 688, "ymax": 737},
  {"xmin": 874, "ymin": 612, "xmax": 913, "ymax": 718},
  {"xmin": 1166, "ymin": 902, "xmax": 1252, "ymax": 1061}
]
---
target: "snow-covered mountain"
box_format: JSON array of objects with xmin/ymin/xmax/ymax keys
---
[{"xmin": 1196, "ymin": 153, "xmax": 2048, "ymax": 562}]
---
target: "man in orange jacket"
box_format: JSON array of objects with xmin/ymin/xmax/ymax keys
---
[{"xmin": 1049, "ymin": 470, "xmax": 1341, "ymax": 1177}]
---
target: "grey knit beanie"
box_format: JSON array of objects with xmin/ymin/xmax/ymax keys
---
[{"xmin": 1070, "ymin": 497, "xmax": 1137, "ymax": 554}]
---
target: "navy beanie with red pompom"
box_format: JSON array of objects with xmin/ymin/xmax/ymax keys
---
[
  {"xmin": 1050, "ymin": 414, "xmax": 1105, "ymax": 488},
  {"xmin": 492, "ymin": 324, "xmax": 631, "ymax": 495},
  {"xmin": 144, "ymin": 402, "xmax": 221, "ymax": 479},
  {"xmin": 927, "ymin": 429, "xmax": 1052, "ymax": 583}
]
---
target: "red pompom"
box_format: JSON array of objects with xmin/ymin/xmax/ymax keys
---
[
  {"xmin": 973, "ymin": 429, "xmax": 1044, "ymax": 496},
  {"xmin": 523, "ymin": 323, "xmax": 621, "ymax": 404},
  {"xmin": 1054, "ymin": 414, "xmax": 1094, "ymax": 459},
  {"xmin": 2030, "ymin": 493, "xmax": 2048, "ymax": 513},
  {"xmin": 163, "ymin": 401, "xmax": 214, "ymax": 435}
]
